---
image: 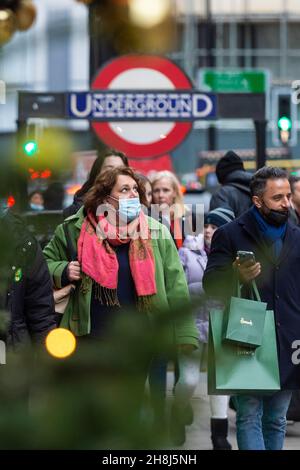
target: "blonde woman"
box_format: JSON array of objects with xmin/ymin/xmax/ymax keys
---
[{"xmin": 151, "ymin": 171, "xmax": 195, "ymax": 249}]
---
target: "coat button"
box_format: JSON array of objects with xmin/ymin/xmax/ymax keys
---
[{"xmin": 276, "ymin": 294, "xmax": 280, "ymax": 299}]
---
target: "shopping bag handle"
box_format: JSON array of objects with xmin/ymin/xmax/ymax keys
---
[{"xmin": 237, "ymin": 280, "xmax": 261, "ymax": 301}]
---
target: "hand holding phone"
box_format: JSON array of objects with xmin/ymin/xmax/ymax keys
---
[
  {"xmin": 237, "ymin": 250, "xmax": 256, "ymax": 266},
  {"xmin": 235, "ymin": 250, "xmax": 261, "ymax": 283}
]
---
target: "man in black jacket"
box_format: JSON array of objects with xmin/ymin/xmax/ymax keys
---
[
  {"xmin": 0, "ymin": 203, "xmax": 56, "ymax": 348},
  {"xmin": 204, "ymin": 166, "xmax": 300, "ymax": 450},
  {"xmin": 210, "ymin": 151, "xmax": 252, "ymax": 217}
]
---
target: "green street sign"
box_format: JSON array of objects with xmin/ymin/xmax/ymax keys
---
[{"xmin": 199, "ymin": 69, "xmax": 269, "ymax": 93}]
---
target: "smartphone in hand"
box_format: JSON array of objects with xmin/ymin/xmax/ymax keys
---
[{"xmin": 237, "ymin": 250, "xmax": 256, "ymax": 265}]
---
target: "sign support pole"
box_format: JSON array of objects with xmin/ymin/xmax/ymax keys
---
[
  {"xmin": 205, "ymin": 0, "xmax": 217, "ymax": 151},
  {"xmin": 254, "ymin": 119, "xmax": 267, "ymax": 169}
]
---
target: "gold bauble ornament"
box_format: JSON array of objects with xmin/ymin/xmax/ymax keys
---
[
  {"xmin": 15, "ymin": 0, "xmax": 36, "ymax": 31},
  {"xmin": 0, "ymin": 9, "xmax": 16, "ymax": 46}
]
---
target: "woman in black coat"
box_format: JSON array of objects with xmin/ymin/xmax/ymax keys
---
[{"xmin": 0, "ymin": 210, "xmax": 56, "ymax": 347}]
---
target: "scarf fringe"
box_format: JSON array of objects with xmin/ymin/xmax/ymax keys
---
[
  {"xmin": 137, "ymin": 295, "xmax": 153, "ymax": 312},
  {"xmin": 94, "ymin": 282, "xmax": 121, "ymax": 307},
  {"xmin": 80, "ymin": 274, "xmax": 92, "ymax": 294},
  {"xmin": 80, "ymin": 273, "xmax": 153, "ymax": 311}
]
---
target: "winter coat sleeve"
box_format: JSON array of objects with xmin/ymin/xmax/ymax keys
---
[
  {"xmin": 178, "ymin": 247, "xmax": 204, "ymax": 297},
  {"xmin": 24, "ymin": 243, "xmax": 56, "ymax": 343},
  {"xmin": 43, "ymin": 224, "xmax": 70, "ymax": 288},
  {"xmin": 160, "ymin": 226, "xmax": 199, "ymax": 348},
  {"xmin": 203, "ymin": 225, "xmax": 237, "ymax": 301},
  {"xmin": 178, "ymin": 247, "xmax": 188, "ymax": 275}
]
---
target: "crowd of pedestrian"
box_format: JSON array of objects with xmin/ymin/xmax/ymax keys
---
[{"xmin": 1, "ymin": 148, "xmax": 300, "ymax": 451}]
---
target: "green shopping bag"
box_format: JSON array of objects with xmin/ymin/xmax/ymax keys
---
[
  {"xmin": 225, "ymin": 280, "xmax": 267, "ymax": 348},
  {"xmin": 208, "ymin": 309, "xmax": 280, "ymax": 395}
]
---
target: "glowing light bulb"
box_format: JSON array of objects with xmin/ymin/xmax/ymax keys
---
[
  {"xmin": 46, "ymin": 328, "xmax": 76, "ymax": 359},
  {"xmin": 128, "ymin": 0, "xmax": 171, "ymax": 28}
]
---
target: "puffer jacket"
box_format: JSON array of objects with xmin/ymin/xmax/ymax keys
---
[
  {"xmin": 209, "ymin": 169, "xmax": 252, "ymax": 217},
  {"xmin": 179, "ymin": 235, "xmax": 222, "ymax": 343}
]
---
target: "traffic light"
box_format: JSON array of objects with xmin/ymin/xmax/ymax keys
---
[
  {"xmin": 24, "ymin": 140, "xmax": 38, "ymax": 157},
  {"xmin": 22, "ymin": 123, "xmax": 40, "ymax": 158},
  {"xmin": 18, "ymin": 124, "xmax": 73, "ymax": 178},
  {"xmin": 277, "ymin": 94, "xmax": 292, "ymax": 144},
  {"xmin": 272, "ymin": 88, "xmax": 297, "ymax": 147}
]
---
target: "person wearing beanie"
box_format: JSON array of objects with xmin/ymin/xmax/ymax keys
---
[
  {"xmin": 210, "ymin": 151, "xmax": 252, "ymax": 217},
  {"xmin": 205, "ymin": 207, "xmax": 235, "ymax": 228},
  {"xmin": 169, "ymin": 207, "xmax": 235, "ymax": 448}
]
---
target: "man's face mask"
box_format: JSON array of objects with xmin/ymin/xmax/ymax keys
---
[{"xmin": 260, "ymin": 200, "xmax": 289, "ymax": 226}]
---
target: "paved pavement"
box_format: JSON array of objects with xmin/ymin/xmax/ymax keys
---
[{"xmin": 166, "ymin": 372, "xmax": 300, "ymax": 450}]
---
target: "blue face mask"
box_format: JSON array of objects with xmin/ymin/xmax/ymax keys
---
[
  {"xmin": 30, "ymin": 203, "xmax": 44, "ymax": 211},
  {"xmin": 109, "ymin": 196, "xmax": 141, "ymax": 222}
]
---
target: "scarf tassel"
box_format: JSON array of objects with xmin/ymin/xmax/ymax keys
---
[
  {"xmin": 94, "ymin": 282, "xmax": 121, "ymax": 307},
  {"xmin": 80, "ymin": 273, "xmax": 153, "ymax": 310},
  {"xmin": 137, "ymin": 295, "xmax": 153, "ymax": 312}
]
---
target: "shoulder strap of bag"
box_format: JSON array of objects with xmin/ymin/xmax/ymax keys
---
[{"xmin": 63, "ymin": 222, "xmax": 77, "ymax": 262}]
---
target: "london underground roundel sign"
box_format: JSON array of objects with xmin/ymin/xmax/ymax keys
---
[{"xmin": 91, "ymin": 55, "xmax": 193, "ymax": 158}]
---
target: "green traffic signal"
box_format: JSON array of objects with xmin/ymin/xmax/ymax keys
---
[
  {"xmin": 278, "ymin": 116, "xmax": 292, "ymax": 132},
  {"xmin": 24, "ymin": 140, "xmax": 38, "ymax": 156}
]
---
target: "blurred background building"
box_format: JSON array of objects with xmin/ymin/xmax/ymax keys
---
[{"xmin": 1, "ymin": 0, "xmax": 300, "ymax": 184}]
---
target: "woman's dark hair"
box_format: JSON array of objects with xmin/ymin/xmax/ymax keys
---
[
  {"xmin": 250, "ymin": 166, "xmax": 288, "ymax": 197},
  {"xmin": 77, "ymin": 148, "xmax": 129, "ymax": 198},
  {"xmin": 135, "ymin": 172, "xmax": 151, "ymax": 185},
  {"xmin": 84, "ymin": 167, "xmax": 147, "ymax": 216},
  {"xmin": 28, "ymin": 190, "xmax": 44, "ymax": 200}
]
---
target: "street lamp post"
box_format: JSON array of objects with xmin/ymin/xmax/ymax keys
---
[{"xmin": 205, "ymin": 0, "xmax": 216, "ymax": 151}]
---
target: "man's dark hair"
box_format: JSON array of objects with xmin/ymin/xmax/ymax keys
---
[
  {"xmin": 289, "ymin": 175, "xmax": 300, "ymax": 194},
  {"xmin": 250, "ymin": 166, "xmax": 288, "ymax": 197}
]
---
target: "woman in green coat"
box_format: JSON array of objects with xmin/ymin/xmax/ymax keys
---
[{"xmin": 44, "ymin": 166, "xmax": 198, "ymax": 356}]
